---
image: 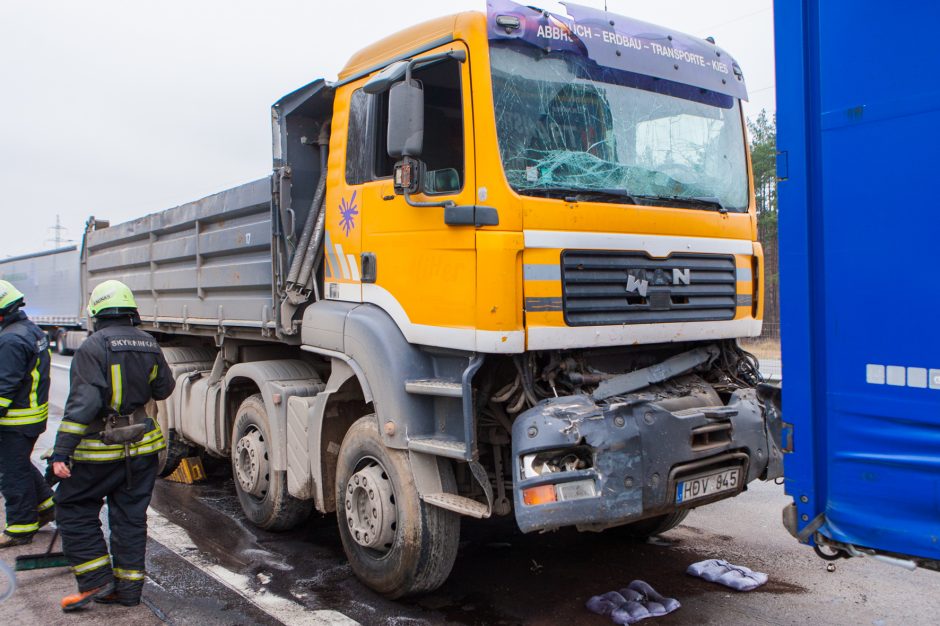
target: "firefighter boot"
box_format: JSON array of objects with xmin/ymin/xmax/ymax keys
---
[
  {"xmin": 94, "ymin": 592, "xmax": 141, "ymax": 607},
  {"xmin": 61, "ymin": 582, "xmax": 115, "ymax": 612},
  {"xmin": 0, "ymin": 532, "xmax": 33, "ymax": 548},
  {"xmin": 96, "ymin": 569, "xmax": 145, "ymax": 606}
]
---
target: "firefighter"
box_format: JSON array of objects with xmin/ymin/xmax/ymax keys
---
[
  {"xmin": 51, "ymin": 280, "xmax": 175, "ymax": 611},
  {"xmin": 0, "ymin": 280, "xmax": 55, "ymax": 547}
]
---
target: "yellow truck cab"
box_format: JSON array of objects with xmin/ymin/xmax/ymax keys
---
[{"xmin": 82, "ymin": 0, "xmax": 781, "ymax": 598}]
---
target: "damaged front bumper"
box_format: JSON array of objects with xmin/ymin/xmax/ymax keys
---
[{"xmin": 511, "ymin": 388, "xmax": 783, "ymax": 533}]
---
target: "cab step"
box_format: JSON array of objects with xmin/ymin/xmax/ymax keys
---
[
  {"xmin": 421, "ymin": 492, "xmax": 490, "ymax": 518},
  {"xmin": 408, "ymin": 436, "xmax": 468, "ymax": 459},
  {"xmin": 404, "ymin": 378, "xmax": 463, "ymax": 397}
]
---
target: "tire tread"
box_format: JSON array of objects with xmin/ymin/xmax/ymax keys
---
[
  {"xmin": 336, "ymin": 416, "xmax": 460, "ymax": 598},
  {"xmin": 233, "ymin": 394, "xmax": 312, "ymax": 531}
]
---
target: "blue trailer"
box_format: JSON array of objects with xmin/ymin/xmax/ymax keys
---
[{"xmin": 776, "ymin": 2, "xmax": 939, "ymax": 570}]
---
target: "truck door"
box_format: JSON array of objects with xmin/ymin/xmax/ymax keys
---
[
  {"xmin": 776, "ymin": 1, "xmax": 940, "ymax": 570},
  {"xmin": 338, "ymin": 42, "xmax": 477, "ymax": 346}
]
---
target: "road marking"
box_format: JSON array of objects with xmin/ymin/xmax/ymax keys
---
[{"xmin": 147, "ymin": 508, "xmax": 358, "ymax": 626}]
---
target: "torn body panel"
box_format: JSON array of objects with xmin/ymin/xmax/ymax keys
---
[{"xmin": 511, "ymin": 381, "xmax": 780, "ymax": 533}]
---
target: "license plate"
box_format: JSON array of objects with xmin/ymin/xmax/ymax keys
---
[{"xmin": 675, "ymin": 467, "xmax": 741, "ymax": 504}]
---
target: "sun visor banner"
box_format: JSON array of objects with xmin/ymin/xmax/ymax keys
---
[{"xmin": 487, "ymin": 0, "xmax": 748, "ymax": 100}]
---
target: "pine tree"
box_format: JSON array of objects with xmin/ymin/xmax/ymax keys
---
[{"xmin": 747, "ymin": 110, "xmax": 778, "ymax": 337}]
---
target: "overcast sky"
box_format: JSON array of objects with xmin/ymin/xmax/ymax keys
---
[{"xmin": 0, "ymin": 1, "xmax": 774, "ymax": 258}]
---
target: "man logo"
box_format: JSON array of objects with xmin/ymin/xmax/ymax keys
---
[
  {"xmin": 673, "ymin": 268, "xmax": 691, "ymax": 285},
  {"xmin": 626, "ymin": 268, "xmax": 690, "ymax": 297},
  {"xmin": 626, "ymin": 274, "xmax": 649, "ymax": 297}
]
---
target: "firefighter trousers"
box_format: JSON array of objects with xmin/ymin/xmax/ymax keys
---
[
  {"xmin": 56, "ymin": 453, "xmax": 158, "ymax": 595},
  {"xmin": 0, "ymin": 430, "xmax": 54, "ymax": 537}
]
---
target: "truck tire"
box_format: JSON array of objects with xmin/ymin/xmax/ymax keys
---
[
  {"xmin": 158, "ymin": 430, "xmax": 193, "ymax": 478},
  {"xmin": 335, "ymin": 415, "xmax": 459, "ymax": 598},
  {"xmin": 231, "ymin": 394, "xmax": 312, "ymax": 530},
  {"xmin": 56, "ymin": 329, "xmax": 73, "ymax": 356},
  {"xmin": 619, "ymin": 510, "xmax": 690, "ymax": 538},
  {"xmin": 150, "ymin": 396, "xmax": 193, "ymax": 478}
]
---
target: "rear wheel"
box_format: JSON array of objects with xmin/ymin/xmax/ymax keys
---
[
  {"xmin": 157, "ymin": 429, "xmax": 193, "ymax": 478},
  {"xmin": 151, "ymin": 397, "xmax": 193, "ymax": 478},
  {"xmin": 336, "ymin": 415, "xmax": 459, "ymax": 598},
  {"xmin": 618, "ymin": 510, "xmax": 690, "ymax": 539},
  {"xmin": 231, "ymin": 394, "xmax": 311, "ymax": 530}
]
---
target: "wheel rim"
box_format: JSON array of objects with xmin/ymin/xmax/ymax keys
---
[
  {"xmin": 344, "ymin": 459, "xmax": 397, "ymax": 554},
  {"xmin": 234, "ymin": 427, "xmax": 269, "ymax": 498}
]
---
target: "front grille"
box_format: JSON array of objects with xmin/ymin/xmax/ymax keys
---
[{"xmin": 562, "ymin": 250, "xmax": 737, "ymax": 326}]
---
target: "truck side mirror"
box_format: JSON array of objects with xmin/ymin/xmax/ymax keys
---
[
  {"xmin": 424, "ymin": 168, "xmax": 460, "ymax": 194},
  {"xmin": 387, "ymin": 80, "xmax": 424, "ymax": 159}
]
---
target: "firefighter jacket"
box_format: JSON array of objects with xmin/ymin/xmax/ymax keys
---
[
  {"xmin": 0, "ymin": 310, "xmax": 51, "ymax": 436},
  {"xmin": 54, "ymin": 317, "xmax": 175, "ymax": 463}
]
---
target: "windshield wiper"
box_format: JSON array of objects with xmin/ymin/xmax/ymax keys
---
[
  {"xmin": 633, "ymin": 195, "xmax": 729, "ymax": 213},
  {"xmin": 519, "ymin": 187, "xmax": 639, "ymax": 205}
]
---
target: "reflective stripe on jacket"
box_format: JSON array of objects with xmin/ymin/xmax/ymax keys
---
[
  {"xmin": 0, "ymin": 403, "xmax": 49, "ymax": 426},
  {"xmin": 53, "ymin": 317, "xmax": 175, "ymax": 461},
  {"xmin": 71, "ymin": 420, "xmax": 166, "ymax": 462},
  {"xmin": 0, "ymin": 311, "xmax": 51, "ymax": 435}
]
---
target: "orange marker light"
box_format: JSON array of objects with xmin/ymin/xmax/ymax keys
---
[{"xmin": 522, "ymin": 484, "xmax": 557, "ymax": 505}]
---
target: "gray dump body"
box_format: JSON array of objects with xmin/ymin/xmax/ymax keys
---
[
  {"xmin": 82, "ymin": 78, "xmax": 334, "ymax": 342},
  {"xmin": 0, "ymin": 246, "xmax": 83, "ymax": 327},
  {"xmin": 82, "ymin": 177, "xmax": 284, "ymax": 340}
]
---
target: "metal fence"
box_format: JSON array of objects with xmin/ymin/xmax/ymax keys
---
[{"xmin": 741, "ymin": 322, "xmax": 781, "ymax": 360}]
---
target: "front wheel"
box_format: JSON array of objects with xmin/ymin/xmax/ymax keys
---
[
  {"xmin": 617, "ymin": 510, "xmax": 690, "ymax": 539},
  {"xmin": 231, "ymin": 394, "xmax": 312, "ymax": 530},
  {"xmin": 335, "ymin": 415, "xmax": 459, "ymax": 598}
]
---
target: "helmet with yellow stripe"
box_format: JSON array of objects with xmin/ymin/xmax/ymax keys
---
[
  {"xmin": 87, "ymin": 280, "xmax": 138, "ymax": 318},
  {"xmin": 0, "ymin": 280, "xmax": 25, "ymax": 315}
]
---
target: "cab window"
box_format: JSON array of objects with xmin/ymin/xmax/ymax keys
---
[
  {"xmin": 345, "ymin": 89, "xmax": 372, "ymax": 186},
  {"xmin": 373, "ymin": 57, "xmax": 464, "ymax": 194}
]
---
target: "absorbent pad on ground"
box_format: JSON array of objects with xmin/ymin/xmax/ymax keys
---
[{"xmin": 686, "ymin": 558, "xmax": 768, "ymax": 591}]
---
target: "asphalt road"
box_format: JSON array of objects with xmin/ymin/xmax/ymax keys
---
[{"xmin": 2, "ymin": 354, "xmax": 937, "ymax": 625}]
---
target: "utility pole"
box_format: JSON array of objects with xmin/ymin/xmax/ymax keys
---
[{"xmin": 46, "ymin": 214, "xmax": 70, "ymax": 248}]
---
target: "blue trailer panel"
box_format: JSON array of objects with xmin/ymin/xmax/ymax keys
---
[{"xmin": 776, "ymin": 1, "xmax": 940, "ymax": 568}]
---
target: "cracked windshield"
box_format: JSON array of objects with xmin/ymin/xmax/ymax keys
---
[{"xmin": 490, "ymin": 40, "xmax": 749, "ymax": 211}]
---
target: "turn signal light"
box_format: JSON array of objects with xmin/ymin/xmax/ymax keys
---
[{"xmin": 522, "ymin": 484, "xmax": 557, "ymax": 505}]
